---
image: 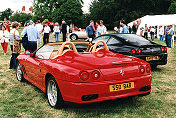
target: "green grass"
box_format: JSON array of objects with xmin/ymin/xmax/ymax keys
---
[{"xmin": 0, "ymin": 29, "xmax": 176, "ymax": 118}]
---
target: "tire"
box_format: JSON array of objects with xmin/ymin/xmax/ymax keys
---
[
  {"xmin": 16, "ymin": 61, "xmax": 25, "ymax": 82},
  {"xmin": 70, "ymin": 34, "xmax": 78, "ymax": 40},
  {"xmin": 47, "ymin": 76, "xmax": 64, "ymax": 108}
]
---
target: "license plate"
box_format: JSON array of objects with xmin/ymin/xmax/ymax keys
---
[
  {"xmin": 146, "ymin": 56, "xmax": 159, "ymax": 61},
  {"xmin": 109, "ymin": 82, "xmax": 135, "ymax": 92}
]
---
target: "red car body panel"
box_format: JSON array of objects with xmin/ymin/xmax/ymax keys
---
[{"xmin": 17, "ymin": 48, "xmax": 152, "ymax": 103}]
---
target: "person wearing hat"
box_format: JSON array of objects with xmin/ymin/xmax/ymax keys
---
[{"xmin": 21, "ymin": 20, "xmax": 39, "ymax": 52}]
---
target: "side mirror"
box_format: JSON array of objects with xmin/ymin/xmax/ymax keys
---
[
  {"xmin": 30, "ymin": 53, "xmax": 34, "ymax": 57},
  {"xmin": 25, "ymin": 50, "xmax": 31, "ymax": 55}
]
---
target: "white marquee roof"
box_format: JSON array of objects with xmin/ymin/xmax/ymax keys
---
[{"xmin": 128, "ymin": 14, "xmax": 176, "ymax": 27}]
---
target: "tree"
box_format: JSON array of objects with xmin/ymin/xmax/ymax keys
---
[
  {"xmin": 0, "ymin": 8, "xmax": 13, "ymax": 21},
  {"xmin": 10, "ymin": 12, "xmax": 32, "ymax": 25},
  {"xmin": 33, "ymin": 0, "xmax": 83, "ymax": 26},
  {"xmin": 168, "ymin": 1, "xmax": 176, "ymax": 14},
  {"xmin": 88, "ymin": 0, "xmax": 172, "ymax": 29}
]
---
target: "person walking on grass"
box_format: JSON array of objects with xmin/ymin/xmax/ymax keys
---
[
  {"xmin": 150, "ymin": 26, "xmax": 155, "ymax": 41},
  {"xmin": 35, "ymin": 20, "xmax": 43, "ymax": 44},
  {"xmin": 21, "ymin": 20, "xmax": 39, "ymax": 52},
  {"xmin": 61, "ymin": 21, "xmax": 67, "ymax": 42},
  {"xmin": 159, "ymin": 26, "xmax": 164, "ymax": 41},
  {"xmin": 43, "ymin": 23, "xmax": 51, "ymax": 44},
  {"xmin": 54, "ymin": 22, "xmax": 60, "ymax": 42},
  {"xmin": 0, "ymin": 25, "xmax": 9, "ymax": 55},
  {"xmin": 144, "ymin": 24, "xmax": 148, "ymax": 39},
  {"xmin": 9, "ymin": 21, "xmax": 21, "ymax": 69}
]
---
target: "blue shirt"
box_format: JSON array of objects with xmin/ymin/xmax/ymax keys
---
[
  {"xmin": 121, "ymin": 25, "xmax": 129, "ymax": 33},
  {"xmin": 86, "ymin": 26, "xmax": 94, "ymax": 35},
  {"xmin": 21, "ymin": 25, "xmax": 40, "ymax": 42},
  {"xmin": 96, "ymin": 26, "xmax": 102, "ymax": 37}
]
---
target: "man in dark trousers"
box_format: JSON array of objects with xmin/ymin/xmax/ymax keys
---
[{"xmin": 61, "ymin": 21, "xmax": 67, "ymax": 42}]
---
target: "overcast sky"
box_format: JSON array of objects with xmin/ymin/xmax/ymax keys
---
[{"xmin": 0, "ymin": 0, "xmax": 92, "ymax": 13}]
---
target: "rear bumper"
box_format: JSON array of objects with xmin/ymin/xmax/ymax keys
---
[
  {"xmin": 57, "ymin": 75, "xmax": 152, "ymax": 103},
  {"xmin": 135, "ymin": 53, "xmax": 167, "ymax": 65}
]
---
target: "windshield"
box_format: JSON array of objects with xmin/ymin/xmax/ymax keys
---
[
  {"xmin": 35, "ymin": 45, "xmax": 54, "ymax": 60},
  {"xmin": 117, "ymin": 34, "xmax": 153, "ymax": 46}
]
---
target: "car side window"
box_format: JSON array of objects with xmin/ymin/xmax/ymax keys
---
[
  {"xmin": 107, "ymin": 37, "xmax": 123, "ymax": 45},
  {"xmin": 35, "ymin": 46, "xmax": 54, "ymax": 60},
  {"xmin": 92, "ymin": 36, "xmax": 110, "ymax": 44}
]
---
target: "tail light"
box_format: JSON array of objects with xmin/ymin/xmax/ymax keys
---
[
  {"xmin": 161, "ymin": 47, "xmax": 165, "ymax": 52},
  {"xmin": 161, "ymin": 47, "xmax": 167, "ymax": 53},
  {"xmin": 91, "ymin": 70, "xmax": 100, "ymax": 80},
  {"xmin": 146, "ymin": 64, "xmax": 151, "ymax": 73},
  {"xmin": 139, "ymin": 65, "xmax": 145, "ymax": 74},
  {"xmin": 79, "ymin": 71, "xmax": 89, "ymax": 81},
  {"xmin": 164, "ymin": 47, "xmax": 167, "ymax": 52},
  {"xmin": 137, "ymin": 49, "xmax": 142, "ymax": 54},
  {"xmin": 131, "ymin": 49, "xmax": 136, "ymax": 55}
]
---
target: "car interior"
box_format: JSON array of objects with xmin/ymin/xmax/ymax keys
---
[{"xmin": 33, "ymin": 41, "xmax": 109, "ymax": 60}]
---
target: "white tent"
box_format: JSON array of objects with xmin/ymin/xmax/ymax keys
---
[{"xmin": 128, "ymin": 14, "xmax": 176, "ymax": 27}]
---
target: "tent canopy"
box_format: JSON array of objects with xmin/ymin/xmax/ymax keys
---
[{"xmin": 128, "ymin": 14, "xmax": 176, "ymax": 27}]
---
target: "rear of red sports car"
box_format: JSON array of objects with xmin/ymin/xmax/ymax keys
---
[{"xmin": 54, "ymin": 50, "xmax": 152, "ymax": 103}]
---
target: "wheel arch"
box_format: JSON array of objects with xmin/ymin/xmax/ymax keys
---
[{"xmin": 45, "ymin": 73, "xmax": 54, "ymax": 92}]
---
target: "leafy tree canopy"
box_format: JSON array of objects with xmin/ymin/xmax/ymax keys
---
[
  {"xmin": 0, "ymin": 8, "xmax": 13, "ymax": 21},
  {"xmin": 33, "ymin": 0, "xmax": 83, "ymax": 26},
  {"xmin": 87, "ymin": 0, "xmax": 173, "ymax": 29}
]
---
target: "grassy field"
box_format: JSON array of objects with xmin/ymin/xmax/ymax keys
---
[{"xmin": 0, "ymin": 29, "xmax": 176, "ymax": 118}]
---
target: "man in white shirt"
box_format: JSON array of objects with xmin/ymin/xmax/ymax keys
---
[
  {"xmin": 159, "ymin": 26, "xmax": 164, "ymax": 41},
  {"xmin": 100, "ymin": 20, "xmax": 107, "ymax": 34},
  {"xmin": 43, "ymin": 23, "xmax": 51, "ymax": 44},
  {"xmin": 35, "ymin": 20, "xmax": 43, "ymax": 44}
]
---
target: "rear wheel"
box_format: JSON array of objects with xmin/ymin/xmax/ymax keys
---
[
  {"xmin": 47, "ymin": 76, "xmax": 64, "ymax": 108},
  {"xmin": 16, "ymin": 61, "xmax": 25, "ymax": 82},
  {"xmin": 70, "ymin": 34, "xmax": 78, "ymax": 40}
]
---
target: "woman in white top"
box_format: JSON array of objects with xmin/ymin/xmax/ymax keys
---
[
  {"xmin": 53, "ymin": 22, "xmax": 60, "ymax": 42},
  {"xmin": 0, "ymin": 25, "xmax": 9, "ymax": 55}
]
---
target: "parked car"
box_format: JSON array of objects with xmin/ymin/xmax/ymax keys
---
[
  {"xmin": 16, "ymin": 41, "xmax": 152, "ymax": 108},
  {"xmin": 90, "ymin": 34, "xmax": 167, "ymax": 68},
  {"xmin": 69, "ymin": 31, "xmax": 87, "ymax": 40}
]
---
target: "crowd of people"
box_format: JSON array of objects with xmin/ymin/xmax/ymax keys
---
[
  {"xmin": 114, "ymin": 19, "xmax": 174, "ymax": 48},
  {"xmin": 86, "ymin": 20, "xmax": 107, "ymax": 41},
  {"xmin": 0, "ymin": 20, "xmax": 73, "ymax": 69}
]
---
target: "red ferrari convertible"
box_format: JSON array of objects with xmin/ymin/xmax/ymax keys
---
[{"xmin": 16, "ymin": 40, "xmax": 152, "ymax": 108}]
